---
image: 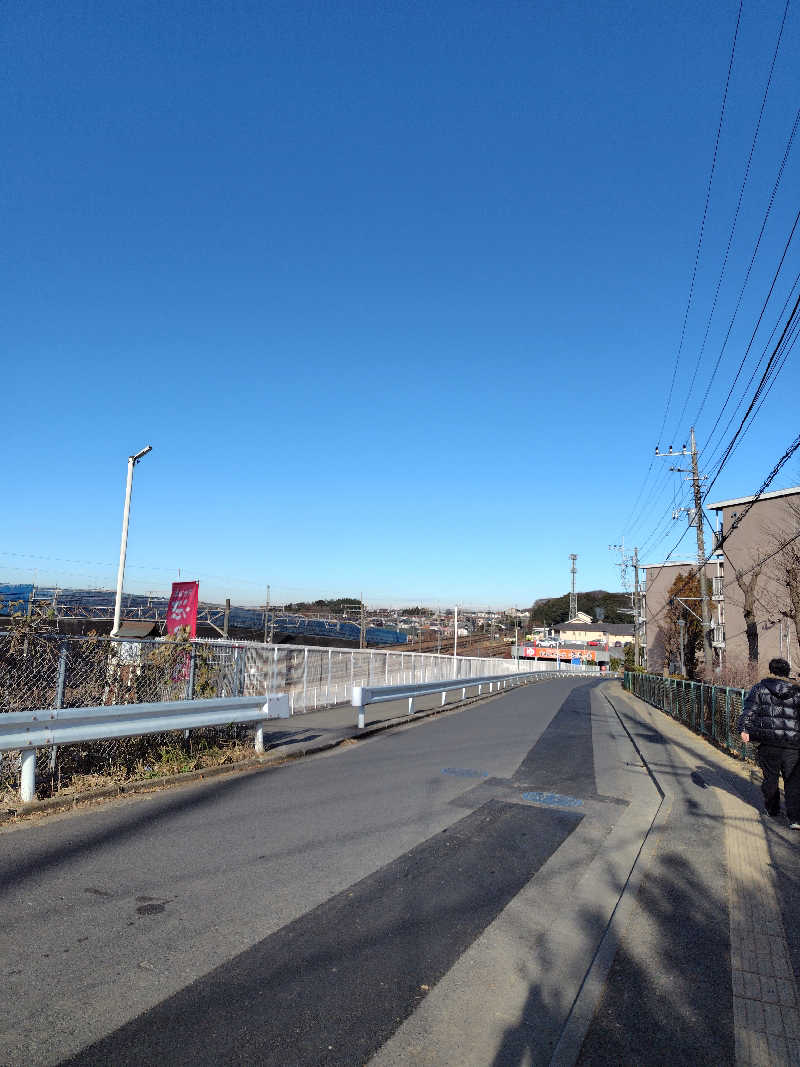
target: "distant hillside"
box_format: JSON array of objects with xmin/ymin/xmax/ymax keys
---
[{"xmin": 529, "ymin": 590, "xmax": 632, "ymax": 627}]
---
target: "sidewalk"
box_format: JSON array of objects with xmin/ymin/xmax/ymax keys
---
[{"xmin": 579, "ymin": 682, "xmax": 800, "ymax": 1067}]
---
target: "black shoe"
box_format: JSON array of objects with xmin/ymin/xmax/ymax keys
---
[{"xmin": 766, "ymin": 806, "xmax": 781, "ymax": 818}]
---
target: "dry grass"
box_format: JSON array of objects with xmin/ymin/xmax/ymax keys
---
[{"xmin": 1, "ymin": 736, "xmax": 260, "ymax": 808}]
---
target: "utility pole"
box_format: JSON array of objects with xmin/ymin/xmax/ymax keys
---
[
  {"xmin": 656, "ymin": 427, "xmax": 713, "ymax": 675},
  {"xmin": 633, "ymin": 547, "xmax": 641, "ymax": 668},
  {"xmin": 453, "ymin": 605, "xmax": 458, "ymax": 660},
  {"xmin": 263, "ymin": 585, "xmax": 270, "ymax": 644},
  {"xmin": 569, "ymin": 555, "xmax": 578, "ymax": 620},
  {"xmin": 223, "ymin": 597, "xmax": 230, "ymax": 638},
  {"xmin": 360, "ymin": 593, "xmax": 365, "ymax": 650},
  {"xmin": 690, "ymin": 428, "xmax": 713, "ymax": 674},
  {"xmin": 609, "ymin": 539, "xmax": 641, "ymax": 667}
]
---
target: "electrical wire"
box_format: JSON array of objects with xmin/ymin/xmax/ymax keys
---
[
  {"xmin": 718, "ymin": 305, "xmax": 800, "ymax": 471},
  {"xmin": 678, "ymin": 0, "xmax": 792, "ymax": 433},
  {"xmin": 699, "ymin": 108, "xmax": 800, "ymax": 453},
  {"xmin": 705, "ymin": 266, "xmax": 800, "ymax": 472},
  {"xmin": 704, "ymin": 292, "xmax": 800, "ymax": 499},
  {"xmin": 655, "ymin": 0, "xmax": 744, "ymax": 449}
]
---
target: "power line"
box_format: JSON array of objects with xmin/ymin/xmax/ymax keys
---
[
  {"xmin": 700, "ymin": 108, "xmax": 800, "ymax": 453},
  {"xmin": 704, "ymin": 291, "xmax": 800, "ymax": 499},
  {"xmin": 680, "ymin": 0, "xmax": 792, "ymax": 432},
  {"xmin": 626, "ymin": 463, "xmax": 674, "ymax": 538},
  {"xmin": 717, "ymin": 298, "xmax": 800, "ymax": 471},
  {"xmin": 705, "ymin": 266, "xmax": 800, "ymax": 472},
  {"xmin": 655, "ymin": 0, "xmax": 744, "ymax": 448},
  {"xmin": 640, "ymin": 430, "xmax": 800, "ymax": 632}
]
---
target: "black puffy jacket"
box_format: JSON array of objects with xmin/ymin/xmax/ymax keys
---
[{"xmin": 738, "ymin": 677, "xmax": 800, "ymax": 747}]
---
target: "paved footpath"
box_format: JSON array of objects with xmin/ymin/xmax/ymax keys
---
[
  {"xmin": 4, "ymin": 678, "xmax": 800, "ymax": 1065},
  {"xmin": 579, "ymin": 684, "xmax": 800, "ymax": 1067}
]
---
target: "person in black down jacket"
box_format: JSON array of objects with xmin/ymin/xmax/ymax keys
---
[{"xmin": 739, "ymin": 658, "xmax": 800, "ymax": 827}]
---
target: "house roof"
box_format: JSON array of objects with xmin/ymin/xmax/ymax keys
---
[
  {"xmin": 708, "ymin": 485, "xmax": 800, "ymax": 511},
  {"xmin": 643, "ymin": 560, "xmax": 712, "ymax": 571},
  {"xmin": 115, "ymin": 621, "xmax": 157, "ymax": 638}
]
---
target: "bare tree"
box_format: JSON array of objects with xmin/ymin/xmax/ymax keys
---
[
  {"xmin": 660, "ymin": 572, "xmax": 703, "ymax": 679},
  {"xmin": 766, "ymin": 497, "xmax": 800, "ymax": 658},
  {"xmin": 734, "ymin": 564, "xmax": 763, "ymax": 664}
]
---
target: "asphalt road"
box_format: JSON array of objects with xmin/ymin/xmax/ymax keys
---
[{"xmin": 1, "ymin": 677, "xmax": 653, "ymax": 1066}]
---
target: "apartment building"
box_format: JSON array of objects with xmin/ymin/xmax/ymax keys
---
[
  {"xmin": 643, "ymin": 485, "xmax": 800, "ymax": 674},
  {"xmin": 708, "ymin": 485, "xmax": 799, "ymax": 671}
]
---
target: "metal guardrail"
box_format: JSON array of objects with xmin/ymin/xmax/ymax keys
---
[
  {"xmin": 351, "ymin": 669, "xmax": 586, "ymax": 729},
  {"xmin": 1, "ymin": 693, "xmax": 290, "ymax": 803},
  {"xmin": 623, "ymin": 671, "xmax": 749, "ymax": 758}
]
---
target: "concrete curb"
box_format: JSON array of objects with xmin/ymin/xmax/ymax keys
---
[{"xmin": 0, "ymin": 677, "xmax": 562, "ymax": 825}]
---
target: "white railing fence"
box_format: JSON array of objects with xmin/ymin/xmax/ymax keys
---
[
  {"xmin": 208, "ymin": 642, "xmax": 602, "ymax": 714},
  {"xmin": 351, "ymin": 668, "xmax": 589, "ymax": 728}
]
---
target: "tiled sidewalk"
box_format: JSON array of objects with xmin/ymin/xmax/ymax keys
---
[
  {"xmin": 723, "ymin": 786, "xmax": 800, "ymax": 1065},
  {"xmin": 615, "ymin": 684, "xmax": 800, "ymax": 1066}
]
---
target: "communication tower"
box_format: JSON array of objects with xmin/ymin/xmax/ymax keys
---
[{"xmin": 569, "ymin": 554, "xmax": 578, "ymax": 620}]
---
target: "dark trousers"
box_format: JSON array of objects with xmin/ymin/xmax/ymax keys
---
[{"xmin": 757, "ymin": 744, "xmax": 800, "ymax": 820}]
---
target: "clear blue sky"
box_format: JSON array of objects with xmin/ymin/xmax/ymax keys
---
[{"xmin": 4, "ymin": 1, "xmax": 799, "ymax": 607}]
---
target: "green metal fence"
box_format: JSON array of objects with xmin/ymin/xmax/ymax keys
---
[{"xmin": 623, "ymin": 671, "xmax": 751, "ymax": 759}]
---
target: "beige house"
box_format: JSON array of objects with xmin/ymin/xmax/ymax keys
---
[
  {"xmin": 643, "ymin": 485, "xmax": 800, "ymax": 675},
  {"xmin": 643, "ymin": 560, "xmax": 720, "ymax": 673},
  {"xmin": 554, "ymin": 621, "xmax": 634, "ymax": 645},
  {"xmin": 708, "ymin": 485, "xmax": 800, "ymax": 672}
]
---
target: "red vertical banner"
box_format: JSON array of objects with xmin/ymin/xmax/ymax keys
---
[{"xmin": 166, "ymin": 581, "xmax": 199, "ymax": 637}]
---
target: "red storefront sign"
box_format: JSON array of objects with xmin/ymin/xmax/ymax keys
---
[
  {"xmin": 166, "ymin": 581, "xmax": 199, "ymax": 637},
  {"xmin": 522, "ymin": 645, "xmax": 597, "ymax": 663}
]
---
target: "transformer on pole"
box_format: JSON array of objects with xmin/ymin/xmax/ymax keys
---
[{"xmin": 569, "ymin": 554, "xmax": 578, "ymax": 620}]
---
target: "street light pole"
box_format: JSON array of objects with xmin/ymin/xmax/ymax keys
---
[{"xmin": 112, "ymin": 446, "xmax": 152, "ymax": 636}]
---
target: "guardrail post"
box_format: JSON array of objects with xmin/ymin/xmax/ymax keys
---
[
  {"xmin": 711, "ymin": 685, "xmax": 717, "ymax": 740},
  {"xmin": 255, "ymin": 724, "xmax": 265, "ymax": 753},
  {"xmin": 20, "ymin": 749, "xmax": 36, "ymax": 803},
  {"xmin": 50, "ymin": 643, "xmax": 68, "ymax": 774},
  {"xmin": 725, "ymin": 688, "xmax": 731, "ymax": 749},
  {"xmin": 186, "ymin": 648, "xmax": 196, "ymax": 701},
  {"xmin": 327, "ymin": 649, "xmax": 332, "ymax": 705},
  {"xmin": 462, "ymin": 685, "xmax": 467, "ymax": 700},
  {"xmin": 441, "ymin": 690, "xmax": 447, "ymax": 706},
  {"xmin": 303, "ymin": 649, "xmax": 308, "ymax": 712},
  {"xmin": 699, "ymin": 683, "xmax": 705, "ymax": 736},
  {"xmin": 408, "ymin": 696, "xmax": 415, "ymax": 715},
  {"xmin": 691, "ymin": 683, "xmax": 697, "ymax": 731}
]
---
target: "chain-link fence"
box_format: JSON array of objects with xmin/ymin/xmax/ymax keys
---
[
  {"xmin": 624, "ymin": 671, "xmax": 750, "ymax": 759},
  {"xmin": 1, "ymin": 633, "xmax": 596, "ymax": 799}
]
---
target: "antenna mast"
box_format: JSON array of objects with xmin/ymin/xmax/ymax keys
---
[{"xmin": 569, "ymin": 554, "xmax": 578, "ymax": 620}]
